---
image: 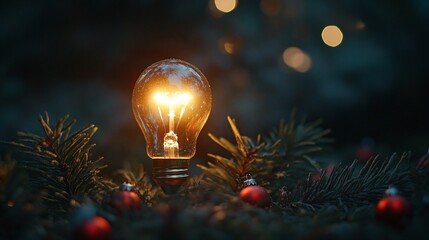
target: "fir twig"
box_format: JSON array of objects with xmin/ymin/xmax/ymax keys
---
[
  {"xmin": 278, "ymin": 153, "xmax": 412, "ymax": 211},
  {"xmin": 197, "ymin": 116, "xmax": 270, "ymax": 192},
  {"xmin": 198, "ymin": 113, "xmax": 330, "ymax": 193},
  {"xmin": 413, "ymin": 149, "xmax": 429, "ymax": 197},
  {"xmin": 7, "ymin": 113, "xmax": 114, "ymax": 216},
  {"xmin": 263, "ymin": 110, "xmax": 331, "ymax": 188},
  {"xmin": 116, "ymin": 164, "xmax": 163, "ymax": 207}
]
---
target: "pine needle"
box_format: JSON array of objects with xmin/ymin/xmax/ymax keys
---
[
  {"xmin": 278, "ymin": 153, "xmax": 412, "ymax": 211},
  {"xmin": 198, "ymin": 113, "xmax": 330, "ymax": 193},
  {"xmin": 7, "ymin": 113, "xmax": 115, "ymax": 217}
]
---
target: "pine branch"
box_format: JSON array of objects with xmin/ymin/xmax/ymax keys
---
[
  {"xmin": 116, "ymin": 164, "xmax": 163, "ymax": 207},
  {"xmin": 197, "ymin": 116, "xmax": 271, "ymax": 192},
  {"xmin": 278, "ymin": 153, "xmax": 412, "ymax": 211},
  {"xmin": 413, "ymin": 150, "xmax": 429, "ymax": 197},
  {"xmin": 263, "ymin": 110, "xmax": 331, "ymax": 188},
  {"xmin": 198, "ymin": 113, "xmax": 330, "ymax": 193},
  {"xmin": 7, "ymin": 113, "xmax": 114, "ymax": 216}
]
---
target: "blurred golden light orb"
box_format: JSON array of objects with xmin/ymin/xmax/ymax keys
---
[
  {"xmin": 214, "ymin": 0, "xmax": 237, "ymax": 13},
  {"xmin": 321, "ymin": 25, "xmax": 343, "ymax": 47},
  {"xmin": 282, "ymin": 47, "xmax": 312, "ymax": 73}
]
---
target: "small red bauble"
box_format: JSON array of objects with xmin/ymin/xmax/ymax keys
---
[
  {"xmin": 239, "ymin": 175, "xmax": 270, "ymax": 208},
  {"xmin": 108, "ymin": 183, "xmax": 142, "ymax": 213},
  {"xmin": 355, "ymin": 138, "xmax": 375, "ymax": 161},
  {"xmin": 356, "ymin": 146, "xmax": 374, "ymax": 161},
  {"xmin": 376, "ymin": 188, "xmax": 412, "ymax": 228},
  {"xmin": 74, "ymin": 216, "xmax": 112, "ymax": 240}
]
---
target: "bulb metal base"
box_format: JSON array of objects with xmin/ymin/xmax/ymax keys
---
[{"xmin": 152, "ymin": 158, "xmax": 190, "ymax": 195}]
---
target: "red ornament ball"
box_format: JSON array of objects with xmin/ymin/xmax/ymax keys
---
[
  {"xmin": 108, "ymin": 190, "xmax": 142, "ymax": 213},
  {"xmin": 356, "ymin": 146, "xmax": 374, "ymax": 161},
  {"xmin": 74, "ymin": 216, "xmax": 112, "ymax": 240},
  {"xmin": 239, "ymin": 185, "xmax": 270, "ymax": 208},
  {"xmin": 376, "ymin": 195, "xmax": 412, "ymax": 228}
]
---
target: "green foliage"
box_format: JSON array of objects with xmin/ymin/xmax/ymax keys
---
[
  {"xmin": 413, "ymin": 150, "xmax": 429, "ymax": 198},
  {"xmin": 116, "ymin": 164, "xmax": 163, "ymax": 207},
  {"xmin": 7, "ymin": 113, "xmax": 115, "ymax": 216},
  {"xmin": 2, "ymin": 113, "xmax": 429, "ymax": 240},
  {"xmin": 278, "ymin": 153, "xmax": 412, "ymax": 211},
  {"xmin": 198, "ymin": 116, "xmax": 269, "ymax": 192},
  {"xmin": 198, "ymin": 112, "xmax": 330, "ymax": 193},
  {"xmin": 264, "ymin": 111, "xmax": 331, "ymax": 188}
]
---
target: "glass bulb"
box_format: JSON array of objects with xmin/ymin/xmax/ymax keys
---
[{"xmin": 132, "ymin": 59, "xmax": 211, "ymax": 191}]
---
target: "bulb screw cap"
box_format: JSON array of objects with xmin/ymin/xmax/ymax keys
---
[{"xmin": 152, "ymin": 158, "xmax": 190, "ymax": 195}]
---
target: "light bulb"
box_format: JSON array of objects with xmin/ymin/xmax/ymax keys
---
[{"xmin": 132, "ymin": 59, "xmax": 212, "ymax": 192}]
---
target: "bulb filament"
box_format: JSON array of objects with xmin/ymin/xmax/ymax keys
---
[{"xmin": 154, "ymin": 92, "xmax": 191, "ymax": 158}]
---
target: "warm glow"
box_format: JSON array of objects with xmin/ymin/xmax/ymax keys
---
[
  {"xmin": 219, "ymin": 37, "xmax": 241, "ymax": 55},
  {"xmin": 223, "ymin": 40, "xmax": 235, "ymax": 54},
  {"xmin": 214, "ymin": 0, "xmax": 237, "ymax": 13},
  {"xmin": 282, "ymin": 47, "xmax": 312, "ymax": 73},
  {"xmin": 154, "ymin": 92, "xmax": 192, "ymax": 158},
  {"xmin": 154, "ymin": 92, "xmax": 191, "ymax": 106},
  {"xmin": 321, "ymin": 25, "xmax": 343, "ymax": 47},
  {"xmin": 355, "ymin": 21, "xmax": 366, "ymax": 30},
  {"xmin": 132, "ymin": 58, "xmax": 212, "ymax": 171}
]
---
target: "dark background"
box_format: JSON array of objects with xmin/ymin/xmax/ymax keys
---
[{"xmin": 1, "ymin": 0, "xmax": 428, "ymax": 171}]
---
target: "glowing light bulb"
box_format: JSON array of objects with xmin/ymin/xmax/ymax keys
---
[{"xmin": 132, "ymin": 59, "xmax": 212, "ymax": 192}]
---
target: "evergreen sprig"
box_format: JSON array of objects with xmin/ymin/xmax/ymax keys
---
[
  {"xmin": 278, "ymin": 153, "xmax": 412, "ymax": 211},
  {"xmin": 198, "ymin": 113, "xmax": 330, "ymax": 193},
  {"xmin": 116, "ymin": 164, "xmax": 163, "ymax": 207},
  {"xmin": 263, "ymin": 111, "xmax": 331, "ymax": 188},
  {"xmin": 198, "ymin": 116, "xmax": 269, "ymax": 192},
  {"xmin": 7, "ymin": 113, "xmax": 114, "ymax": 215},
  {"xmin": 413, "ymin": 150, "xmax": 429, "ymax": 197}
]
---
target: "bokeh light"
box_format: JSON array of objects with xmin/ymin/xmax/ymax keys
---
[
  {"xmin": 214, "ymin": 0, "xmax": 237, "ymax": 13},
  {"xmin": 223, "ymin": 41, "xmax": 235, "ymax": 54},
  {"xmin": 321, "ymin": 25, "xmax": 343, "ymax": 47},
  {"xmin": 282, "ymin": 47, "xmax": 312, "ymax": 73},
  {"xmin": 219, "ymin": 37, "xmax": 241, "ymax": 55},
  {"xmin": 355, "ymin": 21, "xmax": 366, "ymax": 30}
]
